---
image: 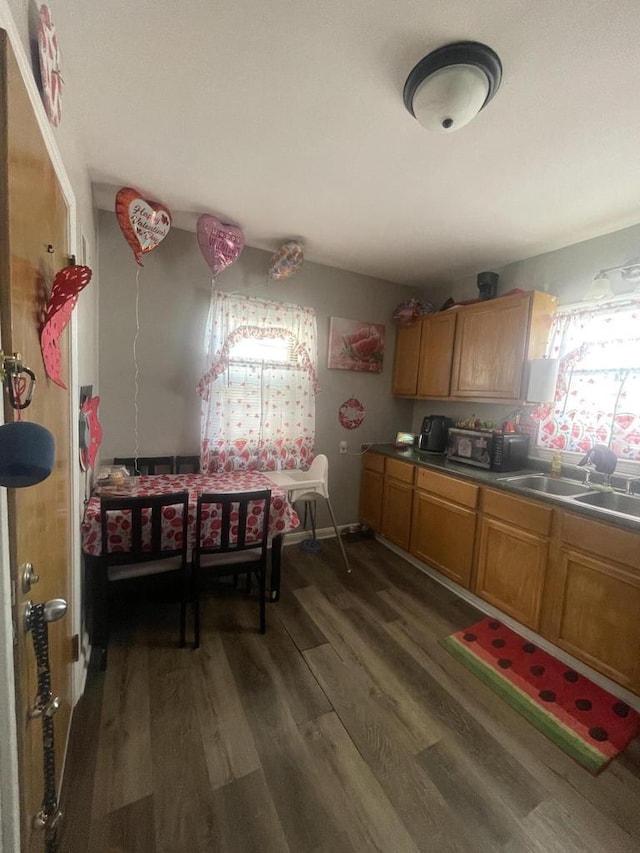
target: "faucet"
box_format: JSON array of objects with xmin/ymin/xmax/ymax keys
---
[
  {"xmin": 577, "ymin": 445, "xmax": 617, "ymax": 487},
  {"xmin": 625, "ymin": 477, "xmax": 640, "ymax": 496}
]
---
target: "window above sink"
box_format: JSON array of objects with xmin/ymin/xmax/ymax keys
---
[{"xmin": 532, "ymin": 299, "xmax": 640, "ymax": 463}]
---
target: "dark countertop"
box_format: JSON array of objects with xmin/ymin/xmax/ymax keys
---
[{"xmin": 368, "ymin": 444, "xmax": 640, "ymax": 534}]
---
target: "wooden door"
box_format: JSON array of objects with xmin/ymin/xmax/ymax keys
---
[
  {"xmin": 410, "ymin": 490, "xmax": 476, "ymax": 587},
  {"xmin": 450, "ymin": 292, "xmax": 530, "ymax": 399},
  {"xmin": 381, "ymin": 459, "xmax": 414, "ymax": 550},
  {"xmin": 475, "ymin": 517, "xmax": 548, "ymax": 629},
  {"xmin": 542, "ymin": 511, "xmax": 640, "ymax": 691},
  {"xmin": 359, "ymin": 453, "xmax": 385, "ymax": 531},
  {"xmin": 392, "ymin": 320, "xmax": 421, "ymax": 396},
  {"xmin": 544, "ymin": 547, "xmax": 640, "ymax": 690},
  {"xmin": 0, "ymin": 31, "xmax": 73, "ymax": 852},
  {"xmin": 416, "ymin": 311, "xmax": 456, "ymax": 398}
]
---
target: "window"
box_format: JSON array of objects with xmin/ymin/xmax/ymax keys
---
[
  {"xmin": 534, "ymin": 298, "xmax": 640, "ymax": 463},
  {"xmin": 196, "ymin": 292, "xmax": 319, "ymax": 472}
]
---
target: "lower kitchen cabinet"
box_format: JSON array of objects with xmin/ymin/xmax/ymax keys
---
[
  {"xmin": 358, "ymin": 452, "xmax": 640, "ymax": 695},
  {"xmin": 359, "ymin": 452, "xmax": 385, "ymax": 532},
  {"xmin": 541, "ymin": 511, "xmax": 640, "ymax": 691},
  {"xmin": 410, "ymin": 468, "xmax": 478, "ymax": 587},
  {"xmin": 475, "ymin": 488, "xmax": 552, "ymax": 630},
  {"xmin": 381, "ymin": 458, "xmax": 415, "ymax": 550}
]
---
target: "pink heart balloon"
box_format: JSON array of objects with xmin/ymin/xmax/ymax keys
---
[{"xmin": 197, "ymin": 214, "xmax": 245, "ymax": 276}]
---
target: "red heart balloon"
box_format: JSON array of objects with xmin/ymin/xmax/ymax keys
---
[
  {"xmin": 115, "ymin": 187, "xmax": 171, "ymax": 266},
  {"xmin": 197, "ymin": 214, "xmax": 245, "ymax": 277}
]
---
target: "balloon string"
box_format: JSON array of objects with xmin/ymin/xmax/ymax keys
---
[{"xmin": 133, "ymin": 266, "xmax": 140, "ymax": 470}]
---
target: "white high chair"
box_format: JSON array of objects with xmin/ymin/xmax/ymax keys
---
[{"xmin": 288, "ymin": 454, "xmax": 351, "ymax": 574}]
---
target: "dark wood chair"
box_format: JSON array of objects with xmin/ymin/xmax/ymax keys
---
[
  {"xmin": 175, "ymin": 454, "xmax": 200, "ymax": 474},
  {"xmin": 193, "ymin": 489, "xmax": 271, "ymax": 647},
  {"xmin": 95, "ymin": 491, "xmax": 189, "ymax": 668},
  {"xmin": 113, "ymin": 455, "xmax": 175, "ymax": 475}
]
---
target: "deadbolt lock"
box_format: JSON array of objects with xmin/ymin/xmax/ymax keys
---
[{"xmin": 21, "ymin": 562, "xmax": 40, "ymax": 594}]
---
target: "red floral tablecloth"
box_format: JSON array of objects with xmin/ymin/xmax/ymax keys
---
[{"xmin": 81, "ymin": 472, "xmax": 300, "ymax": 557}]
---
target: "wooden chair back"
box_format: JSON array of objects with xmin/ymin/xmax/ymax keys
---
[
  {"xmin": 100, "ymin": 490, "xmax": 189, "ymax": 565},
  {"xmin": 113, "ymin": 455, "xmax": 175, "ymax": 475},
  {"xmin": 195, "ymin": 489, "xmax": 271, "ymax": 560},
  {"xmin": 175, "ymin": 454, "xmax": 200, "ymax": 474}
]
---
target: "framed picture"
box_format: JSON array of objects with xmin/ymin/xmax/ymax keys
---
[{"xmin": 327, "ymin": 317, "xmax": 385, "ymax": 373}]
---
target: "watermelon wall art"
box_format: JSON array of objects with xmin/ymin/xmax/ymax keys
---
[{"xmin": 327, "ymin": 317, "xmax": 385, "ymax": 373}]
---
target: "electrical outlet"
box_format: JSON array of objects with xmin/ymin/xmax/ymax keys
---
[{"xmin": 339, "ymin": 441, "xmax": 347, "ymax": 454}]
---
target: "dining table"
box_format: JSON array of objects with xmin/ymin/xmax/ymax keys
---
[{"xmin": 81, "ymin": 470, "xmax": 303, "ymax": 654}]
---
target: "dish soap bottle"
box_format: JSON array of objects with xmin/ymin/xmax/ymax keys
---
[{"xmin": 550, "ymin": 451, "xmax": 562, "ymax": 479}]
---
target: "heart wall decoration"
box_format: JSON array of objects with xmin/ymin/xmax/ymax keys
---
[
  {"xmin": 196, "ymin": 214, "xmax": 245, "ymax": 278},
  {"xmin": 40, "ymin": 265, "xmax": 93, "ymax": 388},
  {"xmin": 115, "ymin": 187, "xmax": 172, "ymax": 266}
]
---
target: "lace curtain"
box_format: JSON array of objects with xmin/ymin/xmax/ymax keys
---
[
  {"xmin": 533, "ymin": 298, "xmax": 640, "ymax": 461},
  {"xmin": 196, "ymin": 291, "xmax": 319, "ymax": 472}
]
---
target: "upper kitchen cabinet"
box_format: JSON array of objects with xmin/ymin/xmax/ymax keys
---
[
  {"xmin": 392, "ymin": 319, "xmax": 422, "ymax": 396},
  {"xmin": 392, "ymin": 311, "xmax": 457, "ymax": 398},
  {"xmin": 416, "ymin": 312, "xmax": 457, "ymax": 398},
  {"xmin": 450, "ymin": 291, "xmax": 558, "ymax": 400},
  {"xmin": 392, "ymin": 290, "xmax": 557, "ymax": 403}
]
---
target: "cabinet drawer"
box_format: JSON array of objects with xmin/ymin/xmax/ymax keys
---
[
  {"xmin": 482, "ymin": 488, "xmax": 552, "ymax": 536},
  {"xmin": 559, "ymin": 511, "xmax": 640, "ymax": 570},
  {"xmin": 415, "ymin": 468, "xmax": 478, "ymax": 508},
  {"xmin": 362, "ymin": 452, "xmax": 385, "ymax": 474},
  {"xmin": 386, "ymin": 458, "xmax": 415, "ymax": 484}
]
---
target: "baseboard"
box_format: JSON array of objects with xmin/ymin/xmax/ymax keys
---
[
  {"xmin": 281, "ymin": 523, "xmax": 357, "ymax": 546},
  {"xmin": 378, "ymin": 536, "xmax": 640, "ymax": 712}
]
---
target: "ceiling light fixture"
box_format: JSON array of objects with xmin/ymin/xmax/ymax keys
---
[{"xmin": 403, "ymin": 41, "xmax": 502, "ymax": 133}]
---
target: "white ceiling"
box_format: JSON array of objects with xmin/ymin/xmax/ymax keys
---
[{"xmin": 54, "ymin": 0, "xmax": 640, "ymax": 286}]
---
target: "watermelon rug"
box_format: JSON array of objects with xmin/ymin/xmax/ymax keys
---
[{"xmin": 442, "ymin": 617, "xmax": 640, "ymax": 773}]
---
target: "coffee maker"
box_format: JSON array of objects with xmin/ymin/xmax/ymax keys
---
[{"xmin": 418, "ymin": 415, "xmax": 453, "ymax": 452}]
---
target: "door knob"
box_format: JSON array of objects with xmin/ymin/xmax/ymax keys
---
[
  {"xmin": 43, "ymin": 598, "xmax": 67, "ymax": 623},
  {"xmin": 23, "ymin": 598, "xmax": 67, "ymax": 632}
]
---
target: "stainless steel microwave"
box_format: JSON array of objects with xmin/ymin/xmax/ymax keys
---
[{"xmin": 446, "ymin": 428, "xmax": 530, "ymax": 472}]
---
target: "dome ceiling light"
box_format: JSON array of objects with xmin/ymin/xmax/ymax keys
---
[{"xmin": 403, "ymin": 41, "xmax": 502, "ymax": 133}]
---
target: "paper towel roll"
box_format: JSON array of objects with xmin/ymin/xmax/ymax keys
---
[{"xmin": 526, "ymin": 358, "xmax": 559, "ymax": 403}]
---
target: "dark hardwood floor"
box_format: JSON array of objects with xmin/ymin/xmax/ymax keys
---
[{"xmin": 58, "ymin": 538, "xmax": 640, "ymax": 852}]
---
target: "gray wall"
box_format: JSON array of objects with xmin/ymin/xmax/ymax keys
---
[
  {"xmin": 425, "ymin": 220, "xmax": 640, "ymax": 310},
  {"xmin": 98, "ymin": 210, "xmax": 419, "ymax": 525}
]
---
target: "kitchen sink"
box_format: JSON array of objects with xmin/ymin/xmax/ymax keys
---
[
  {"xmin": 498, "ymin": 474, "xmax": 591, "ymax": 497},
  {"xmin": 573, "ymin": 490, "xmax": 640, "ymax": 519}
]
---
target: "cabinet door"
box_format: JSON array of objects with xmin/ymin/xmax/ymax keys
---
[
  {"xmin": 475, "ymin": 516, "xmax": 548, "ymax": 629},
  {"xmin": 417, "ymin": 312, "xmax": 457, "ymax": 398},
  {"xmin": 450, "ymin": 292, "xmax": 530, "ymax": 399},
  {"xmin": 359, "ymin": 468, "xmax": 384, "ymax": 531},
  {"xmin": 543, "ymin": 547, "xmax": 640, "ymax": 691},
  {"xmin": 410, "ymin": 490, "xmax": 476, "ymax": 587},
  {"xmin": 381, "ymin": 478, "xmax": 413, "ymax": 550},
  {"xmin": 392, "ymin": 320, "xmax": 422, "ymax": 396}
]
